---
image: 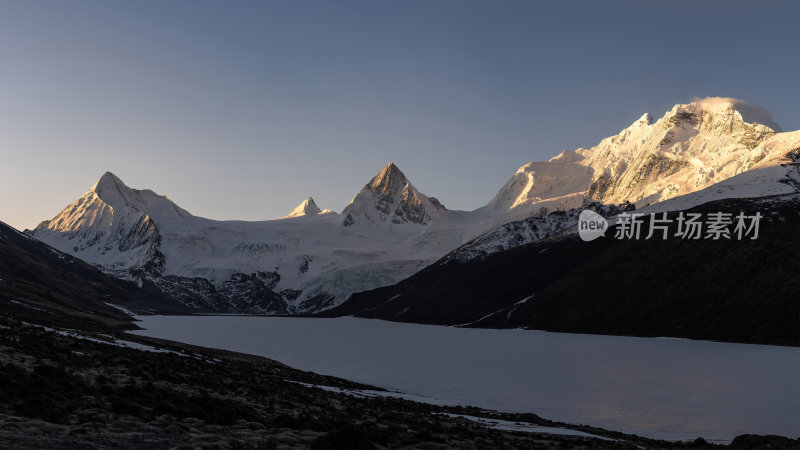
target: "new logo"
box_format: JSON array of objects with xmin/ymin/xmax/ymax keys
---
[{"xmin": 578, "ymin": 210, "xmax": 608, "ymax": 242}]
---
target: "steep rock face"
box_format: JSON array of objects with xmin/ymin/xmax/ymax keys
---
[
  {"xmin": 341, "ymin": 163, "xmax": 446, "ymax": 226},
  {"xmin": 442, "ymin": 201, "xmax": 634, "ymax": 264},
  {"xmin": 145, "ymin": 270, "xmax": 288, "ymax": 314}
]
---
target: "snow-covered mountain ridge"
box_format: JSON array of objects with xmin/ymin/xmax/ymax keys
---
[
  {"xmin": 30, "ymin": 163, "xmax": 478, "ymax": 313},
  {"xmin": 487, "ymin": 97, "xmax": 790, "ymax": 223},
  {"xmin": 28, "ymin": 98, "xmax": 800, "ymax": 314}
]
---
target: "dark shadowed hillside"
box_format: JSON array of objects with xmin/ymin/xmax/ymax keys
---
[
  {"xmin": 324, "ymin": 194, "xmax": 800, "ymax": 346},
  {"xmin": 0, "ymin": 221, "xmax": 187, "ymax": 331}
]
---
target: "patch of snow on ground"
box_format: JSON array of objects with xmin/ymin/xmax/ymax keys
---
[
  {"xmin": 103, "ymin": 302, "xmax": 138, "ymax": 316},
  {"xmin": 439, "ymin": 413, "xmax": 612, "ymax": 440}
]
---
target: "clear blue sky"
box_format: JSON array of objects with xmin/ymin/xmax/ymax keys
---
[{"xmin": 1, "ymin": 0, "xmax": 798, "ymax": 230}]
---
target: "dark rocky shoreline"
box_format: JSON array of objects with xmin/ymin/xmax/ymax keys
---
[{"xmin": 6, "ymin": 317, "xmax": 792, "ymax": 450}]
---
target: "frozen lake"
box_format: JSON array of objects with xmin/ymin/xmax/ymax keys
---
[{"xmin": 131, "ymin": 316, "xmax": 800, "ymax": 442}]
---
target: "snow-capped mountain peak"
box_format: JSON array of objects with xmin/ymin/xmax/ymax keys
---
[
  {"xmin": 341, "ymin": 162, "xmax": 445, "ymax": 226},
  {"xmin": 688, "ymin": 96, "xmax": 782, "ymax": 131},
  {"xmin": 92, "ymin": 170, "xmax": 126, "ymax": 193},
  {"xmin": 576, "ymin": 97, "xmax": 781, "ymax": 206},
  {"xmin": 480, "ymin": 98, "xmax": 789, "ymax": 222},
  {"xmin": 366, "ymin": 162, "xmax": 406, "ymax": 194},
  {"xmin": 285, "ymin": 197, "xmax": 323, "ymax": 218},
  {"xmin": 29, "ymin": 171, "xmax": 192, "ymax": 273},
  {"xmin": 90, "ymin": 171, "xmax": 137, "ymax": 212},
  {"xmin": 84, "ymin": 171, "xmax": 191, "ymax": 221}
]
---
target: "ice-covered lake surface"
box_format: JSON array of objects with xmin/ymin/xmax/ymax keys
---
[{"xmin": 131, "ymin": 316, "xmax": 800, "ymax": 442}]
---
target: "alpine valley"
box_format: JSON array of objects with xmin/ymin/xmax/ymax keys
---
[{"xmin": 27, "ymin": 97, "xmax": 800, "ymax": 322}]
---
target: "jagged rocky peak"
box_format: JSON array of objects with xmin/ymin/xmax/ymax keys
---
[
  {"xmin": 366, "ymin": 162, "xmax": 407, "ymax": 195},
  {"xmin": 342, "ymin": 162, "xmax": 445, "ymax": 226},
  {"xmin": 573, "ymin": 97, "xmax": 785, "ymax": 206},
  {"xmin": 672, "ymin": 97, "xmax": 782, "ymax": 132},
  {"xmin": 285, "ymin": 197, "xmax": 323, "ymax": 218}
]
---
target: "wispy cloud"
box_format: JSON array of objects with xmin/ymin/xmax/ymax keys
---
[{"xmin": 691, "ymin": 97, "xmax": 782, "ymax": 131}]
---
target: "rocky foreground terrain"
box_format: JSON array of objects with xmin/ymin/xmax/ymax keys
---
[{"xmin": 1, "ymin": 315, "xmax": 798, "ymax": 450}]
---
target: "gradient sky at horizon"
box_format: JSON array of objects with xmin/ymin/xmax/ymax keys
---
[{"xmin": 1, "ymin": 0, "xmax": 799, "ymax": 230}]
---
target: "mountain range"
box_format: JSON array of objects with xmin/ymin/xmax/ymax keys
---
[{"xmin": 26, "ymin": 97, "xmax": 800, "ymax": 317}]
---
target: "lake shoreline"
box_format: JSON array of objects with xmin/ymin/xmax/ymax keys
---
[{"xmin": 131, "ymin": 315, "xmax": 800, "ymax": 442}]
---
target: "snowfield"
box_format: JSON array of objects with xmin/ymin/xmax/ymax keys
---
[{"xmin": 131, "ymin": 315, "xmax": 800, "ymax": 443}]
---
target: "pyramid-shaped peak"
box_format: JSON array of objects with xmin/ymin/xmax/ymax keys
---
[
  {"xmin": 342, "ymin": 162, "xmax": 445, "ymax": 226},
  {"xmin": 375, "ymin": 161, "xmax": 405, "ymax": 178},
  {"xmin": 367, "ymin": 162, "xmax": 410, "ymax": 194},
  {"xmin": 286, "ymin": 196, "xmax": 322, "ymax": 218},
  {"xmin": 91, "ymin": 171, "xmax": 129, "ymax": 194},
  {"xmin": 94, "ymin": 171, "xmax": 124, "ymax": 186}
]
